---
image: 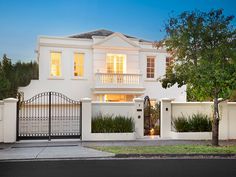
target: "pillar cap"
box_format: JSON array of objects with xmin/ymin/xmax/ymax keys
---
[
  {"xmin": 3, "ymin": 98, "xmax": 18, "ymax": 103},
  {"xmin": 160, "ymin": 98, "xmax": 175, "ymax": 102},
  {"xmin": 133, "ymin": 98, "xmax": 144, "ymax": 102},
  {"xmin": 81, "ymin": 97, "xmax": 92, "ymax": 102}
]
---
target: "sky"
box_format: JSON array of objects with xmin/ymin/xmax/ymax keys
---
[{"xmin": 0, "ymin": 0, "xmax": 235, "ymax": 62}]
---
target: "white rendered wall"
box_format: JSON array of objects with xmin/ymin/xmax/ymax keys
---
[
  {"xmin": 20, "ymin": 39, "xmax": 93, "ymax": 100},
  {"xmin": 161, "ymin": 101, "xmax": 236, "ymax": 140},
  {"xmin": 19, "ymin": 79, "xmax": 91, "ymax": 100},
  {"xmin": 140, "ymin": 51, "xmax": 186, "ymax": 102},
  {"xmin": 82, "ymin": 98, "xmax": 144, "ymax": 141},
  {"xmin": 171, "ymin": 102, "xmax": 213, "ymax": 118},
  {"xmin": 228, "ymin": 103, "xmax": 236, "ymax": 139},
  {"xmin": 92, "ymin": 102, "xmax": 135, "ymax": 118}
]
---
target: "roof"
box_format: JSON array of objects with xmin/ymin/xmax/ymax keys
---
[{"xmin": 69, "ymin": 29, "xmax": 151, "ymax": 43}]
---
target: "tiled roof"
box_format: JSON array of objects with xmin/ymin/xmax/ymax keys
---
[{"xmin": 69, "ymin": 29, "xmax": 151, "ymax": 43}]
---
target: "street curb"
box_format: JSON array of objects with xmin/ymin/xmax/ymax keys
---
[
  {"xmin": 0, "ymin": 156, "xmax": 116, "ymax": 162},
  {"xmin": 115, "ymin": 153, "xmax": 236, "ymax": 158}
]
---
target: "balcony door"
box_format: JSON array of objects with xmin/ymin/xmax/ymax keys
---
[{"xmin": 106, "ymin": 54, "xmax": 126, "ymax": 83}]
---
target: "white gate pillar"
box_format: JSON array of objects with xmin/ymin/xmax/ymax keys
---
[
  {"xmin": 219, "ymin": 101, "xmax": 229, "ymax": 140},
  {"xmin": 3, "ymin": 98, "xmax": 18, "ymax": 143},
  {"xmin": 81, "ymin": 98, "xmax": 92, "ymax": 141},
  {"xmin": 160, "ymin": 98, "xmax": 173, "ymax": 139},
  {"xmin": 133, "ymin": 98, "xmax": 144, "ymax": 139}
]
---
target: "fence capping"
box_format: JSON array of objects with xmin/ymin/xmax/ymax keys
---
[
  {"xmin": 81, "ymin": 98, "xmax": 91, "ymax": 102},
  {"xmin": 3, "ymin": 98, "xmax": 18, "ymax": 103}
]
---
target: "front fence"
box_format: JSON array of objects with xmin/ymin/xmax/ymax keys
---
[{"xmin": 17, "ymin": 92, "xmax": 81, "ymax": 140}]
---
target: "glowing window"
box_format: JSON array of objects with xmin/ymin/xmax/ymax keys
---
[
  {"xmin": 106, "ymin": 54, "xmax": 126, "ymax": 74},
  {"xmin": 50, "ymin": 52, "xmax": 61, "ymax": 77},
  {"xmin": 104, "ymin": 94, "xmax": 134, "ymax": 102},
  {"xmin": 146, "ymin": 56, "xmax": 155, "ymax": 78},
  {"xmin": 74, "ymin": 53, "xmax": 84, "ymax": 77}
]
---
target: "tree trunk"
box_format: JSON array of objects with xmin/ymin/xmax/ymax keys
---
[{"xmin": 212, "ymin": 97, "xmax": 220, "ymax": 146}]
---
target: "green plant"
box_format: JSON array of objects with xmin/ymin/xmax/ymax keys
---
[
  {"xmin": 172, "ymin": 113, "xmax": 212, "ymax": 132},
  {"xmin": 189, "ymin": 113, "xmax": 212, "ymax": 132},
  {"xmin": 172, "ymin": 115, "xmax": 190, "ymax": 132},
  {"xmin": 92, "ymin": 114, "xmax": 134, "ymax": 133}
]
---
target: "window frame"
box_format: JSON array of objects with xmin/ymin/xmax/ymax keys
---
[
  {"xmin": 73, "ymin": 52, "xmax": 85, "ymax": 79},
  {"xmin": 106, "ymin": 53, "xmax": 127, "ymax": 74},
  {"xmin": 146, "ymin": 56, "xmax": 156, "ymax": 79},
  {"xmin": 166, "ymin": 56, "xmax": 174, "ymax": 72},
  {"xmin": 49, "ymin": 51, "xmax": 63, "ymax": 79}
]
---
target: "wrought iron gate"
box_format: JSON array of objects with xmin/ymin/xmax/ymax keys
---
[
  {"xmin": 17, "ymin": 92, "xmax": 81, "ymax": 140},
  {"xmin": 144, "ymin": 96, "xmax": 151, "ymax": 135}
]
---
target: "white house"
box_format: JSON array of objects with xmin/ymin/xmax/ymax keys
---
[{"xmin": 19, "ymin": 29, "xmax": 186, "ymax": 103}]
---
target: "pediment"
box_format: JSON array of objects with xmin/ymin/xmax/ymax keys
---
[{"xmin": 93, "ymin": 33, "xmax": 140, "ymax": 49}]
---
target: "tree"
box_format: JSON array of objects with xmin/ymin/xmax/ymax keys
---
[
  {"xmin": 155, "ymin": 9, "xmax": 236, "ymax": 146},
  {"xmin": 0, "ymin": 62, "xmax": 11, "ymax": 99},
  {"xmin": 0, "ymin": 54, "xmax": 39, "ymax": 99},
  {"xmin": 0, "ymin": 54, "xmax": 17, "ymax": 98}
]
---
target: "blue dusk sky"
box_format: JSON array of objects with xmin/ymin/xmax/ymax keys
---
[{"xmin": 0, "ymin": 0, "xmax": 235, "ymax": 62}]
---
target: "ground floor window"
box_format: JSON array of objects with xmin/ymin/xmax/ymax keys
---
[
  {"xmin": 97, "ymin": 94, "xmax": 136, "ymax": 102},
  {"xmin": 150, "ymin": 99, "xmax": 157, "ymax": 107}
]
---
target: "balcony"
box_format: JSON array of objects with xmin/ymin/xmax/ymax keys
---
[{"xmin": 94, "ymin": 73, "xmax": 144, "ymax": 90}]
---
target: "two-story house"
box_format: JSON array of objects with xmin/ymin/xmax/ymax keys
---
[{"xmin": 19, "ymin": 29, "xmax": 186, "ymax": 103}]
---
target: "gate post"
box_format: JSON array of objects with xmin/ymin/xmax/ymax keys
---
[
  {"xmin": 81, "ymin": 98, "xmax": 92, "ymax": 141},
  {"xmin": 160, "ymin": 98, "xmax": 173, "ymax": 139},
  {"xmin": 134, "ymin": 98, "xmax": 144, "ymax": 139},
  {"xmin": 3, "ymin": 98, "xmax": 18, "ymax": 143},
  {"xmin": 48, "ymin": 92, "xmax": 51, "ymax": 140}
]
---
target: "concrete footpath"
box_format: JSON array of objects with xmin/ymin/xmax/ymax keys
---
[
  {"xmin": 0, "ymin": 140, "xmax": 114, "ymax": 161},
  {"xmin": 0, "ymin": 139, "xmax": 236, "ymax": 161}
]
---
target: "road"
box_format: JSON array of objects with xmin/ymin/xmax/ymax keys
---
[{"xmin": 0, "ymin": 158, "xmax": 236, "ymax": 177}]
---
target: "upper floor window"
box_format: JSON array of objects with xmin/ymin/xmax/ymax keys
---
[
  {"xmin": 50, "ymin": 52, "xmax": 61, "ymax": 77},
  {"xmin": 146, "ymin": 56, "xmax": 155, "ymax": 78},
  {"xmin": 166, "ymin": 57, "xmax": 174, "ymax": 69},
  {"xmin": 74, "ymin": 53, "xmax": 84, "ymax": 77},
  {"xmin": 106, "ymin": 54, "xmax": 126, "ymax": 74}
]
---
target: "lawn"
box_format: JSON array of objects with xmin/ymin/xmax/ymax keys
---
[{"xmin": 91, "ymin": 145, "xmax": 236, "ymax": 154}]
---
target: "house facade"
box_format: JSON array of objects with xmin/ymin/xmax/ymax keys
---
[{"xmin": 19, "ymin": 29, "xmax": 186, "ymax": 103}]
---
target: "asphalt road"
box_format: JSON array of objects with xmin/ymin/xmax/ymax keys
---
[{"xmin": 0, "ymin": 159, "xmax": 236, "ymax": 177}]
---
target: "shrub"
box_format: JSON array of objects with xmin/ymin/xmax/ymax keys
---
[
  {"xmin": 172, "ymin": 115, "xmax": 191, "ymax": 132},
  {"xmin": 189, "ymin": 113, "xmax": 212, "ymax": 132},
  {"xmin": 172, "ymin": 113, "xmax": 212, "ymax": 132},
  {"xmin": 92, "ymin": 114, "xmax": 134, "ymax": 133}
]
